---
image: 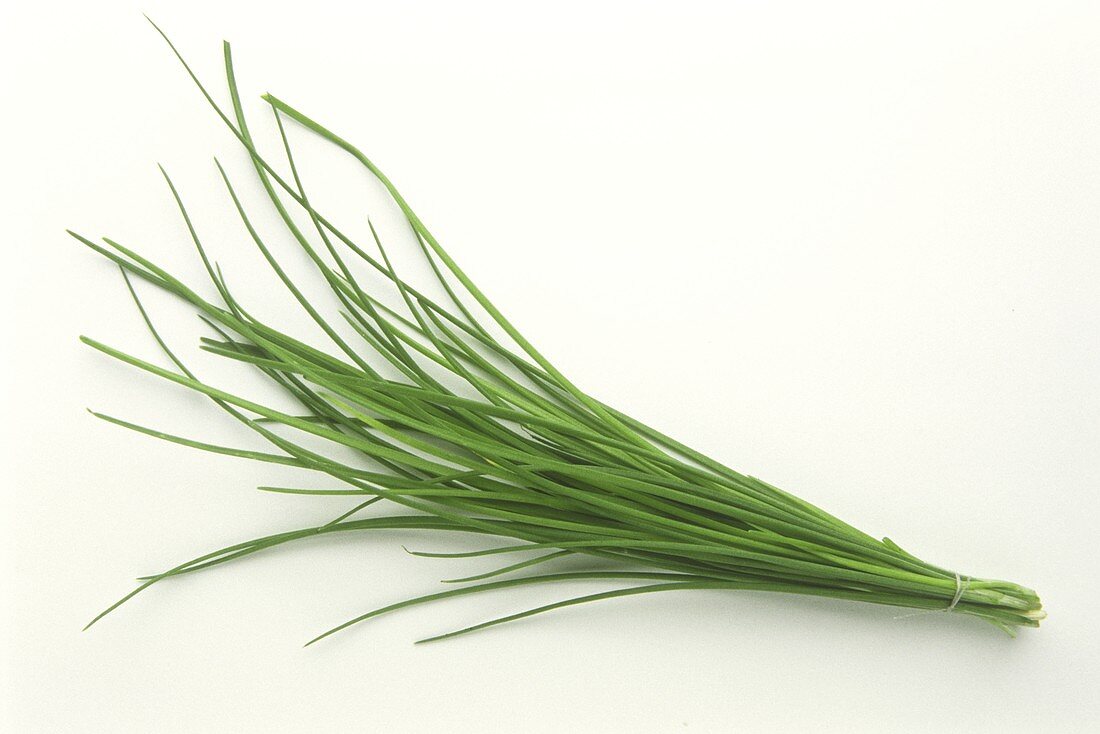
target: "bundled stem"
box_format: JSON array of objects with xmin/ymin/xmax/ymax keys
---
[{"xmin": 74, "ymin": 21, "xmax": 1042, "ymax": 643}]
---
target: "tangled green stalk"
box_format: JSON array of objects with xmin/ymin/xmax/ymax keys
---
[{"xmin": 75, "ymin": 21, "xmax": 1043, "ymax": 643}]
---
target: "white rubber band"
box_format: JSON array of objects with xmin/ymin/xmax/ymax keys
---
[
  {"xmin": 946, "ymin": 572, "xmax": 970, "ymax": 612},
  {"xmin": 893, "ymin": 572, "xmax": 969, "ymax": 620}
]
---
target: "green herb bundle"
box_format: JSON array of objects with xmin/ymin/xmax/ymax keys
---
[{"xmin": 76, "ymin": 24, "xmax": 1043, "ymax": 643}]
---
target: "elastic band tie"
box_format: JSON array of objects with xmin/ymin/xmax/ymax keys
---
[
  {"xmin": 894, "ymin": 572, "xmax": 969, "ymax": 620},
  {"xmin": 946, "ymin": 572, "xmax": 969, "ymax": 612}
]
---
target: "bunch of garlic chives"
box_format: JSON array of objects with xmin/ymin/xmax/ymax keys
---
[{"xmin": 74, "ymin": 22, "xmax": 1042, "ymax": 643}]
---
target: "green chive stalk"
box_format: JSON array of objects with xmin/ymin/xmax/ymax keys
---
[{"xmin": 74, "ymin": 21, "xmax": 1043, "ymax": 643}]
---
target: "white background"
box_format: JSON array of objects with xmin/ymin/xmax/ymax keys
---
[{"xmin": 3, "ymin": 1, "xmax": 1098, "ymax": 731}]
